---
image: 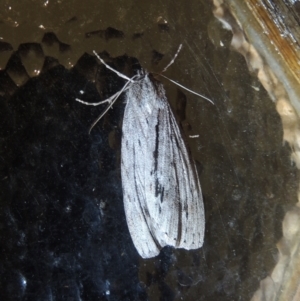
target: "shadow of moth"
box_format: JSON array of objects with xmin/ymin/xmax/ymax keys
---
[{"xmin": 76, "ymin": 47, "xmax": 206, "ymax": 258}]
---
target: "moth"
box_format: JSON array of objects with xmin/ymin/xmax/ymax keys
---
[{"xmin": 76, "ymin": 46, "xmax": 209, "ymax": 258}]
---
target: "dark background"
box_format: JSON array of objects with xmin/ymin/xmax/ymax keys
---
[{"xmin": 0, "ymin": 1, "xmax": 298, "ymax": 300}]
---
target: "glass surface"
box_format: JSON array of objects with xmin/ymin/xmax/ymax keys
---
[{"xmin": 0, "ymin": 1, "xmax": 297, "ymax": 300}]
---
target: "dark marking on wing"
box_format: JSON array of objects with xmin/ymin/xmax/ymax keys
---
[
  {"xmin": 153, "ymin": 112, "xmax": 160, "ymax": 167},
  {"xmin": 144, "ymin": 207, "xmax": 150, "ymax": 217},
  {"xmin": 184, "ymin": 203, "xmax": 189, "ymax": 220},
  {"xmin": 131, "ymin": 141, "xmax": 161, "ymax": 251},
  {"xmin": 153, "ymin": 110, "xmax": 167, "ymax": 202},
  {"xmin": 154, "ymin": 178, "xmax": 164, "ymax": 202},
  {"xmin": 160, "ymin": 186, "xmax": 164, "ymax": 203},
  {"xmin": 167, "ymin": 111, "xmax": 187, "ymax": 246},
  {"xmin": 176, "ymin": 201, "xmax": 182, "ymax": 247}
]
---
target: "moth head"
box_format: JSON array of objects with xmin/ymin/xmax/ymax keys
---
[{"xmin": 135, "ymin": 69, "xmax": 147, "ymax": 79}]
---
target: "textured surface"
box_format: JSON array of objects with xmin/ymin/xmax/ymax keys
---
[{"xmin": 0, "ymin": 1, "xmax": 298, "ymax": 300}]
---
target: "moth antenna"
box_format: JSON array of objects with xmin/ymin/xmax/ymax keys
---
[
  {"xmin": 75, "ymin": 91, "xmax": 121, "ymax": 107},
  {"xmin": 88, "ymin": 78, "xmax": 134, "ymax": 134},
  {"xmin": 161, "ymin": 44, "xmax": 183, "ymax": 73},
  {"xmin": 93, "ymin": 50, "xmax": 134, "ymax": 82},
  {"xmin": 157, "ymin": 44, "xmax": 214, "ymax": 105},
  {"xmin": 159, "ymin": 74, "xmax": 214, "ymax": 105},
  {"xmin": 75, "ymin": 74, "xmax": 138, "ymax": 107}
]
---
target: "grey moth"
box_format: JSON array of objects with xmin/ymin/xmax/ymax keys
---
[
  {"xmin": 121, "ymin": 70, "xmax": 205, "ymax": 258},
  {"xmin": 76, "ymin": 49, "xmax": 206, "ymax": 258}
]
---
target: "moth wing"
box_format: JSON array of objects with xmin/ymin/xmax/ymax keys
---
[
  {"xmin": 121, "ymin": 77, "xmax": 204, "ymax": 258},
  {"xmin": 152, "ymin": 101, "xmax": 205, "ymax": 250},
  {"xmin": 121, "ymin": 98, "xmax": 161, "ymax": 258},
  {"xmin": 121, "ymin": 82, "xmax": 162, "ymax": 258}
]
